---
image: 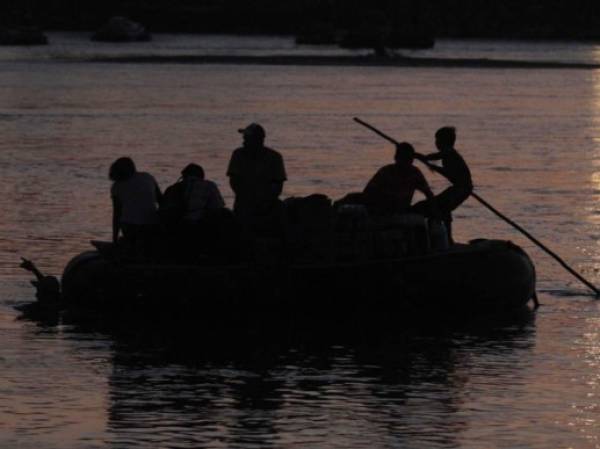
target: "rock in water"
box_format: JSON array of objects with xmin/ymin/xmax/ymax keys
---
[
  {"xmin": 92, "ymin": 17, "xmax": 151, "ymax": 42},
  {"xmin": 0, "ymin": 27, "xmax": 48, "ymax": 46}
]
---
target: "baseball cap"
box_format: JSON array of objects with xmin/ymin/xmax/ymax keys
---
[{"xmin": 238, "ymin": 123, "xmax": 266, "ymax": 139}]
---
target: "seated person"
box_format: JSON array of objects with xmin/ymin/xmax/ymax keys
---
[
  {"xmin": 109, "ymin": 157, "xmax": 162, "ymax": 254},
  {"xmin": 160, "ymin": 163, "xmax": 225, "ymax": 226},
  {"xmin": 363, "ymin": 142, "xmax": 436, "ymax": 216},
  {"xmin": 160, "ymin": 163, "xmax": 227, "ymax": 260}
]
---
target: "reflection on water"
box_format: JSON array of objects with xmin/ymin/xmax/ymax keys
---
[
  {"xmin": 102, "ymin": 313, "xmax": 535, "ymax": 449},
  {"xmin": 0, "ymin": 318, "xmax": 111, "ymax": 449},
  {"xmin": 0, "ymin": 304, "xmax": 542, "ymax": 449}
]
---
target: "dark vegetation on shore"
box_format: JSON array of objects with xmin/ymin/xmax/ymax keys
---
[
  {"xmin": 89, "ymin": 54, "xmax": 600, "ymax": 70},
  {"xmin": 5, "ymin": 0, "xmax": 600, "ymax": 42}
]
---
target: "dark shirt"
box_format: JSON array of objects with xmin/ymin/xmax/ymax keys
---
[
  {"xmin": 441, "ymin": 149, "xmax": 472, "ymax": 189},
  {"xmin": 363, "ymin": 164, "xmax": 430, "ymax": 215},
  {"xmin": 226, "ymin": 145, "xmax": 287, "ymax": 217}
]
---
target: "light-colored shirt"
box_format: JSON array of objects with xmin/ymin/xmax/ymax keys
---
[
  {"xmin": 111, "ymin": 171, "xmax": 160, "ymax": 225},
  {"xmin": 183, "ymin": 178, "xmax": 225, "ymax": 222}
]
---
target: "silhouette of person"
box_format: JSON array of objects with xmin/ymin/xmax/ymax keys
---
[
  {"xmin": 19, "ymin": 257, "xmax": 61, "ymax": 305},
  {"xmin": 414, "ymin": 126, "xmax": 473, "ymax": 243},
  {"xmin": 160, "ymin": 163, "xmax": 225, "ymax": 226},
  {"xmin": 159, "ymin": 163, "xmax": 228, "ymax": 260},
  {"xmin": 363, "ymin": 142, "xmax": 436, "ymax": 216},
  {"xmin": 226, "ymin": 123, "xmax": 287, "ymax": 230},
  {"xmin": 109, "ymin": 157, "xmax": 162, "ymax": 249}
]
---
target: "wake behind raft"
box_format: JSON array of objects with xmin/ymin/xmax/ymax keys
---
[{"xmin": 23, "ymin": 195, "xmax": 537, "ymax": 329}]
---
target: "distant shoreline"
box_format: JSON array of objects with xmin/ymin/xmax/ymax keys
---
[{"xmin": 85, "ymin": 54, "xmax": 600, "ymax": 70}]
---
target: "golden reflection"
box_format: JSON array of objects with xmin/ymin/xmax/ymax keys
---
[
  {"xmin": 582, "ymin": 70, "xmax": 600, "ymax": 279},
  {"xmin": 571, "ymin": 316, "xmax": 600, "ymax": 444}
]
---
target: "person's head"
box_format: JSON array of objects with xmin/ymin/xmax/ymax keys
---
[
  {"xmin": 435, "ymin": 127, "xmax": 456, "ymax": 151},
  {"xmin": 394, "ymin": 142, "xmax": 416, "ymax": 167},
  {"xmin": 181, "ymin": 163, "xmax": 205, "ymax": 180},
  {"xmin": 32, "ymin": 276, "xmax": 61, "ymax": 304},
  {"xmin": 239, "ymin": 123, "xmax": 266, "ymax": 149},
  {"xmin": 109, "ymin": 157, "xmax": 136, "ymax": 182}
]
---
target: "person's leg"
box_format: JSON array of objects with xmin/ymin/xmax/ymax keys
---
[
  {"xmin": 444, "ymin": 216, "xmax": 454, "ymax": 245},
  {"xmin": 421, "ymin": 186, "xmax": 469, "ymax": 245},
  {"xmin": 120, "ymin": 223, "xmax": 142, "ymax": 258},
  {"xmin": 410, "ymin": 198, "xmax": 431, "ymax": 216}
]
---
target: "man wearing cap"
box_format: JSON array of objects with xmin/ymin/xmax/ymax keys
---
[{"xmin": 227, "ymin": 123, "xmax": 287, "ymax": 228}]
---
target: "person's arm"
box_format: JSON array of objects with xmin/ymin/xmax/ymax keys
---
[
  {"xmin": 420, "ymin": 184, "xmax": 435, "ymax": 202},
  {"xmin": 154, "ymin": 183, "xmax": 163, "ymax": 206},
  {"xmin": 415, "ymin": 152, "xmax": 443, "ymax": 162},
  {"xmin": 363, "ymin": 168, "xmax": 397, "ymax": 209},
  {"xmin": 112, "ymin": 196, "xmax": 122, "ymax": 243},
  {"xmin": 414, "ymin": 157, "xmax": 450, "ymax": 179},
  {"xmin": 363, "ymin": 169, "xmax": 382, "ymax": 196},
  {"xmin": 415, "ymin": 169, "xmax": 434, "ymax": 200},
  {"xmin": 229, "ymin": 175, "xmax": 242, "ymax": 196},
  {"xmin": 20, "ymin": 258, "xmax": 44, "ymax": 281},
  {"xmin": 271, "ymin": 180, "xmax": 284, "ymax": 198},
  {"xmin": 215, "ymin": 187, "xmax": 225, "ymax": 208},
  {"xmin": 226, "ymin": 150, "xmax": 242, "ymax": 197},
  {"xmin": 209, "ymin": 182, "xmax": 226, "ymax": 208},
  {"xmin": 422, "ymin": 185, "xmax": 439, "ymax": 213},
  {"xmin": 414, "ymin": 153, "xmax": 449, "ymax": 178},
  {"xmin": 427, "ymin": 163, "xmax": 450, "ymax": 179},
  {"xmin": 271, "ymin": 153, "xmax": 287, "ymax": 198},
  {"xmin": 415, "ymin": 172, "xmax": 441, "ymax": 219}
]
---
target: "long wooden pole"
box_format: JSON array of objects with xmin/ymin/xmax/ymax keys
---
[{"xmin": 353, "ymin": 117, "xmax": 600, "ymax": 297}]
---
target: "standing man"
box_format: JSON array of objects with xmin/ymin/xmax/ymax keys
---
[
  {"xmin": 415, "ymin": 126, "xmax": 473, "ymax": 243},
  {"xmin": 226, "ymin": 123, "xmax": 287, "ymax": 231}
]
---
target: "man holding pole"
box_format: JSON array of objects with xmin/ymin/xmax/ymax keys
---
[
  {"xmin": 413, "ymin": 126, "xmax": 473, "ymax": 244},
  {"xmin": 354, "ymin": 117, "xmax": 600, "ymax": 299}
]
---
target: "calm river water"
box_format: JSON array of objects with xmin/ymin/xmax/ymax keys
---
[{"xmin": 3, "ymin": 33, "xmax": 600, "ymax": 448}]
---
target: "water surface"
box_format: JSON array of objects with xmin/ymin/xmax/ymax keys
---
[{"xmin": 2, "ymin": 36, "xmax": 600, "ymax": 448}]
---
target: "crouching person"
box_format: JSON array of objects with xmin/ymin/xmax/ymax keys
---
[
  {"xmin": 109, "ymin": 157, "xmax": 162, "ymax": 259},
  {"xmin": 160, "ymin": 163, "xmax": 228, "ymax": 261},
  {"xmin": 363, "ymin": 142, "xmax": 445, "ymax": 252}
]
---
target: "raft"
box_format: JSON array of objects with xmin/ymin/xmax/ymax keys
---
[
  {"xmin": 32, "ymin": 195, "xmax": 534, "ymax": 331},
  {"xmin": 58, "ymin": 236, "xmax": 536, "ymax": 331}
]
